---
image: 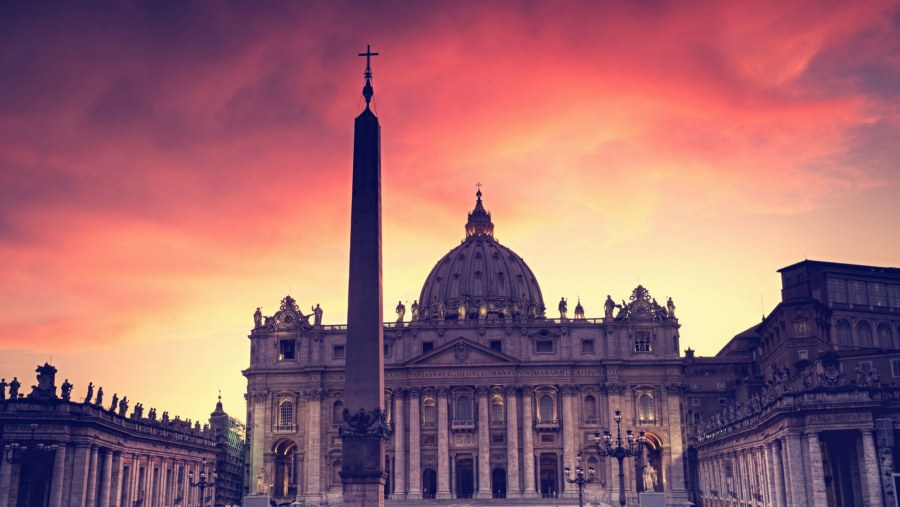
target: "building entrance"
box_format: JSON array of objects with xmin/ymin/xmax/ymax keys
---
[
  {"xmin": 455, "ymin": 456, "xmax": 474, "ymax": 498},
  {"xmin": 539, "ymin": 453, "xmax": 558, "ymax": 498}
]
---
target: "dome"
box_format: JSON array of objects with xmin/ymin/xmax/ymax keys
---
[{"xmin": 417, "ymin": 190, "xmax": 545, "ymax": 321}]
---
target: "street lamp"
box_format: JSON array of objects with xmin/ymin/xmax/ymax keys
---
[
  {"xmin": 3, "ymin": 423, "xmax": 59, "ymax": 464},
  {"xmin": 593, "ymin": 408, "xmax": 646, "ymax": 507},
  {"xmin": 564, "ymin": 452, "xmax": 595, "ymax": 507},
  {"xmin": 188, "ymin": 460, "xmax": 217, "ymax": 507}
]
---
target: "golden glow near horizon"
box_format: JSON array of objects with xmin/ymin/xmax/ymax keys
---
[{"xmin": 1, "ymin": 1, "xmax": 899, "ymax": 422}]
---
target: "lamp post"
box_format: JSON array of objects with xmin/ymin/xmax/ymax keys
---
[
  {"xmin": 593, "ymin": 408, "xmax": 646, "ymax": 507},
  {"xmin": 188, "ymin": 460, "xmax": 217, "ymax": 507},
  {"xmin": 3, "ymin": 423, "xmax": 59, "ymax": 464},
  {"xmin": 564, "ymin": 452, "xmax": 595, "ymax": 507}
]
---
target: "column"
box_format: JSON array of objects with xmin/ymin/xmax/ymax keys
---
[
  {"xmin": 436, "ymin": 387, "xmax": 451, "ymax": 499},
  {"xmin": 770, "ymin": 442, "xmax": 786, "ymax": 507},
  {"xmin": 0, "ymin": 458, "xmax": 13, "ymax": 507},
  {"xmin": 664, "ymin": 384, "xmax": 687, "ymax": 496},
  {"xmin": 303, "ymin": 389, "xmax": 323, "ymax": 504},
  {"xmin": 803, "ymin": 433, "xmax": 826, "ymax": 507},
  {"xmin": 50, "ymin": 444, "xmax": 68, "ymax": 507},
  {"xmin": 68, "ymin": 444, "xmax": 91, "ymax": 507},
  {"xmin": 505, "ymin": 385, "xmax": 521, "ymax": 498},
  {"xmin": 860, "ymin": 429, "xmax": 884, "ymax": 506},
  {"xmin": 109, "ymin": 452, "xmax": 123, "ymax": 507},
  {"xmin": 560, "ymin": 385, "xmax": 576, "ymax": 498},
  {"xmin": 520, "ymin": 385, "xmax": 537, "ymax": 498},
  {"xmin": 98, "ymin": 450, "xmax": 113, "ymax": 507},
  {"xmin": 85, "ymin": 445, "xmax": 99, "ymax": 507},
  {"xmin": 783, "ymin": 434, "xmax": 807, "ymax": 506},
  {"xmin": 407, "ymin": 388, "xmax": 422, "ymax": 499},
  {"xmin": 475, "ymin": 386, "xmax": 491, "ymax": 499},
  {"xmin": 393, "ymin": 389, "xmax": 407, "ymax": 499}
]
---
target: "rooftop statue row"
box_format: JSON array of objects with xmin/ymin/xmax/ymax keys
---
[{"xmin": 0, "ymin": 363, "xmax": 213, "ymax": 436}]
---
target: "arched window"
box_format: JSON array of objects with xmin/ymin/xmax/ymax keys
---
[
  {"xmin": 638, "ymin": 394, "xmax": 655, "ymax": 423},
  {"xmin": 456, "ymin": 396, "xmax": 472, "ymax": 422},
  {"xmin": 491, "ymin": 395, "xmax": 504, "ymax": 422},
  {"xmin": 877, "ymin": 323, "xmax": 893, "ymax": 349},
  {"xmin": 279, "ymin": 401, "xmax": 294, "ymax": 430},
  {"xmin": 835, "ymin": 320, "xmax": 852, "ymax": 345},
  {"xmin": 858, "ymin": 321, "xmax": 873, "ymax": 347},
  {"xmin": 333, "ymin": 400, "xmax": 344, "ymax": 425},
  {"xmin": 423, "ymin": 397, "xmax": 436, "ymax": 426},
  {"xmin": 539, "ymin": 395, "xmax": 555, "ymax": 422},
  {"xmin": 584, "ymin": 395, "xmax": 597, "ymax": 423}
]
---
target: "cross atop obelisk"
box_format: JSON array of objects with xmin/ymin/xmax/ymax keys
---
[{"xmin": 358, "ymin": 44, "xmax": 379, "ymax": 105}]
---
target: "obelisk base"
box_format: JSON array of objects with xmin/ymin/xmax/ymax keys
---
[
  {"xmin": 341, "ymin": 471, "xmax": 386, "ymax": 507},
  {"xmin": 242, "ymin": 494, "xmax": 269, "ymax": 507}
]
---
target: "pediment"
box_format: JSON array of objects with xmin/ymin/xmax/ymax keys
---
[{"xmin": 406, "ymin": 337, "xmax": 518, "ymax": 366}]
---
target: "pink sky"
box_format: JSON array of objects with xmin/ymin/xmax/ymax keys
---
[{"xmin": 1, "ymin": 0, "xmax": 898, "ymax": 422}]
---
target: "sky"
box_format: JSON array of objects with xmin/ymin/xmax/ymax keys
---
[{"xmin": 1, "ymin": 0, "xmax": 899, "ymax": 423}]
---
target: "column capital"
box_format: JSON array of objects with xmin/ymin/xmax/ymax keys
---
[
  {"xmin": 475, "ymin": 385, "xmax": 491, "ymax": 396},
  {"xmin": 518, "ymin": 384, "xmax": 534, "ymax": 395},
  {"xmin": 436, "ymin": 386, "xmax": 450, "ymax": 396},
  {"xmin": 560, "ymin": 384, "xmax": 579, "ymax": 395},
  {"xmin": 305, "ymin": 389, "xmax": 325, "ymax": 400},
  {"xmin": 408, "ymin": 386, "xmax": 422, "ymax": 396},
  {"xmin": 504, "ymin": 385, "xmax": 519, "ymax": 395}
]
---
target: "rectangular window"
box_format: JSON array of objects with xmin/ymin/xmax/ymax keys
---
[
  {"xmin": 581, "ymin": 339, "xmax": 595, "ymax": 354},
  {"xmin": 489, "ymin": 340, "xmax": 502, "ymax": 353},
  {"xmin": 279, "ymin": 340, "xmax": 296, "ymax": 361},
  {"xmin": 634, "ymin": 331, "xmax": 652, "ymax": 352},
  {"xmin": 827, "ymin": 277, "xmax": 848, "ymax": 304},
  {"xmin": 422, "ymin": 341, "xmax": 434, "ymax": 354},
  {"xmin": 891, "ymin": 360, "xmax": 900, "ymax": 377},
  {"xmin": 333, "ymin": 345, "xmax": 345, "ymax": 359},
  {"xmin": 535, "ymin": 340, "xmax": 554, "ymax": 353},
  {"xmin": 384, "ymin": 344, "xmax": 391, "ymax": 357},
  {"xmin": 718, "ymin": 398, "xmax": 727, "ymax": 406},
  {"xmin": 870, "ymin": 283, "xmax": 889, "ymax": 307},
  {"xmin": 889, "ymin": 285, "xmax": 900, "ymax": 309},
  {"xmin": 848, "ymin": 280, "xmax": 868, "ymax": 305}
]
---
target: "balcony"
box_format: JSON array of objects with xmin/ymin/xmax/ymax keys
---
[
  {"xmin": 451, "ymin": 419, "xmax": 476, "ymax": 431},
  {"xmin": 534, "ymin": 418, "xmax": 560, "ymax": 431},
  {"xmin": 273, "ymin": 424, "xmax": 296, "ymax": 433}
]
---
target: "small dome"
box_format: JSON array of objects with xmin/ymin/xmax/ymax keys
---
[{"xmin": 418, "ymin": 190, "xmax": 545, "ymax": 321}]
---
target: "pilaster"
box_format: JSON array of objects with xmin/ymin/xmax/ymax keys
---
[
  {"xmin": 520, "ymin": 385, "xmax": 537, "ymax": 498},
  {"xmin": 475, "ymin": 386, "xmax": 491, "ymax": 499},
  {"xmin": 393, "ymin": 388, "xmax": 407, "ymax": 499},
  {"xmin": 49, "ymin": 444, "xmax": 68, "ymax": 507},
  {"xmin": 436, "ymin": 387, "xmax": 451, "ymax": 499},
  {"xmin": 505, "ymin": 385, "xmax": 521, "ymax": 498}
]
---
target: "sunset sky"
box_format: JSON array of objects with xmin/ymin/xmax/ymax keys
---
[{"xmin": 1, "ymin": 1, "xmax": 898, "ymax": 423}]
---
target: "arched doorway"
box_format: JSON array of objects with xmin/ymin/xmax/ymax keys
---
[
  {"xmin": 539, "ymin": 453, "xmax": 558, "ymax": 498},
  {"xmin": 272, "ymin": 439, "xmax": 299, "ymax": 498},
  {"xmin": 423, "ymin": 469, "xmax": 437, "ymax": 499},
  {"xmin": 455, "ymin": 455, "xmax": 474, "ymax": 498},
  {"xmin": 636, "ymin": 433, "xmax": 664, "ymax": 493},
  {"xmin": 491, "ymin": 467, "xmax": 507, "ymax": 498}
]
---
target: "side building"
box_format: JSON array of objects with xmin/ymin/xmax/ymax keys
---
[
  {"xmin": 0, "ymin": 364, "xmax": 244, "ymax": 507},
  {"xmin": 687, "ymin": 260, "xmax": 900, "ymax": 507},
  {"xmin": 244, "ymin": 192, "xmax": 691, "ymax": 507}
]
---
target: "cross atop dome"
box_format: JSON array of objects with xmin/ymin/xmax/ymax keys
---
[
  {"xmin": 358, "ymin": 44, "xmax": 379, "ymax": 105},
  {"xmin": 466, "ymin": 185, "xmax": 494, "ymax": 238}
]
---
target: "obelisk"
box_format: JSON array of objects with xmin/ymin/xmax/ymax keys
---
[{"xmin": 339, "ymin": 45, "xmax": 388, "ymax": 507}]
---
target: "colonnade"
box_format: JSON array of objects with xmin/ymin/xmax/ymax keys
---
[
  {"xmin": 697, "ymin": 430, "xmax": 884, "ymax": 507},
  {"xmin": 0, "ymin": 444, "xmax": 215, "ymax": 507}
]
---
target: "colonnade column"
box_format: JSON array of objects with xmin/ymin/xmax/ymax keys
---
[
  {"xmin": 0, "ymin": 458, "xmax": 13, "ymax": 507},
  {"xmin": 85, "ymin": 445, "xmax": 100, "ymax": 507},
  {"xmin": 560, "ymin": 384, "xmax": 577, "ymax": 498},
  {"xmin": 49, "ymin": 444, "xmax": 68, "ymax": 507},
  {"xmin": 505, "ymin": 385, "xmax": 521, "ymax": 498},
  {"xmin": 475, "ymin": 386, "xmax": 491, "ymax": 499},
  {"xmin": 98, "ymin": 450, "xmax": 113, "ymax": 507},
  {"xmin": 860, "ymin": 429, "xmax": 884, "ymax": 506},
  {"xmin": 70, "ymin": 444, "xmax": 92, "ymax": 506},
  {"xmin": 406, "ymin": 387, "xmax": 422, "ymax": 499},
  {"xmin": 436, "ymin": 387, "xmax": 451, "ymax": 499},
  {"xmin": 393, "ymin": 388, "xmax": 407, "ymax": 499},
  {"xmin": 771, "ymin": 441, "xmax": 786, "ymax": 507},
  {"xmin": 520, "ymin": 385, "xmax": 537, "ymax": 498},
  {"xmin": 805, "ymin": 432, "xmax": 826, "ymax": 507}
]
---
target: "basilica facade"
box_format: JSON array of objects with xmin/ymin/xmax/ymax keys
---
[{"xmin": 243, "ymin": 192, "xmax": 690, "ymax": 506}]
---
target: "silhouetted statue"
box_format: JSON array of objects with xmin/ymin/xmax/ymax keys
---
[
  {"xmin": 0, "ymin": 378, "xmax": 7, "ymax": 400},
  {"xmin": 411, "ymin": 300, "xmax": 419, "ymax": 321},
  {"xmin": 133, "ymin": 403, "xmax": 144, "ymax": 419},
  {"xmin": 84, "ymin": 382, "xmax": 94, "ymax": 403},
  {"xmin": 61, "ymin": 379, "xmax": 73, "ymax": 401},
  {"xmin": 438, "ymin": 301, "xmax": 446, "ymax": 320},
  {"xmin": 149, "ymin": 408, "xmax": 157, "ymax": 421},
  {"xmin": 558, "ymin": 297, "xmax": 567, "ymax": 319},
  {"xmin": 9, "ymin": 377, "xmax": 20, "ymax": 399},
  {"xmin": 95, "ymin": 387, "xmax": 104, "ymax": 406},
  {"xmin": 118, "ymin": 397, "xmax": 129, "ymax": 416},
  {"xmin": 574, "ymin": 299, "xmax": 585, "ymax": 320},
  {"xmin": 162, "ymin": 411, "xmax": 170, "ymax": 424},
  {"xmin": 396, "ymin": 301, "xmax": 406, "ymax": 322},
  {"xmin": 667, "ymin": 297, "xmax": 676, "ymax": 318},
  {"xmin": 254, "ymin": 307, "xmax": 263, "ymax": 328},
  {"xmin": 109, "ymin": 393, "xmax": 119, "ymax": 412},
  {"xmin": 604, "ymin": 295, "xmax": 616, "ymax": 318},
  {"xmin": 29, "ymin": 362, "xmax": 58, "ymax": 400},
  {"xmin": 313, "ymin": 304, "xmax": 323, "ymax": 326}
]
